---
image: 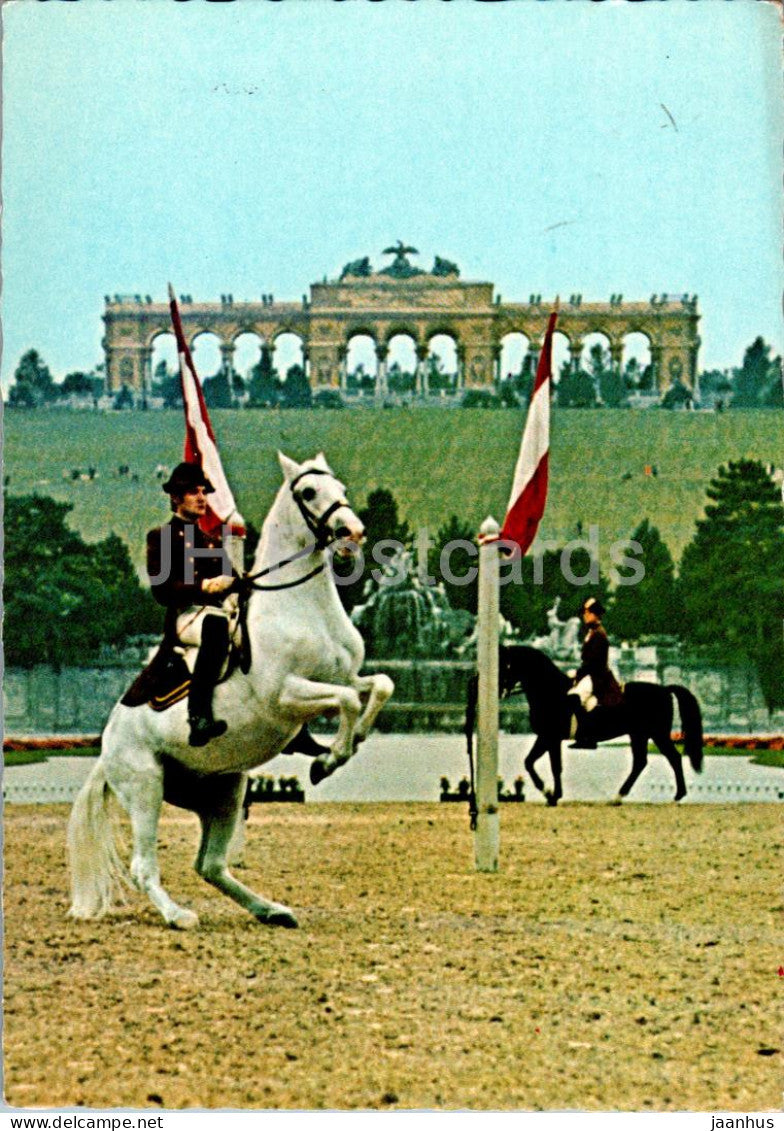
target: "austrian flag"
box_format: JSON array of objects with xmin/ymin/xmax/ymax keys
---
[
  {"xmin": 500, "ymin": 311, "xmax": 558, "ymax": 554},
  {"xmin": 168, "ymin": 284, "xmax": 245, "ymax": 537}
]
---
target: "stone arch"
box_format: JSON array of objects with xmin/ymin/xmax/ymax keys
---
[
  {"xmin": 191, "ymin": 331, "xmax": 223, "ymax": 382},
  {"xmin": 149, "ymin": 331, "xmax": 178, "ymax": 396},
  {"xmin": 500, "ymin": 331, "xmax": 531, "ymax": 384},
  {"xmin": 232, "ymin": 331, "xmax": 264, "ymax": 379},
  {"xmin": 272, "ymin": 331, "xmax": 305, "ymax": 382},
  {"xmin": 427, "ymin": 332, "xmax": 459, "ymax": 394},
  {"xmin": 383, "ymin": 322, "xmax": 420, "ymax": 350},
  {"xmin": 346, "ymin": 333, "xmax": 378, "ymax": 395},
  {"xmin": 551, "ymin": 330, "xmax": 572, "ymax": 385},
  {"xmin": 386, "ymin": 332, "xmax": 417, "ymax": 394},
  {"xmin": 345, "ymin": 324, "xmax": 380, "ymax": 348},
  {"xmin": 622, "ymin": 330, "xmax": 654, "ymax": 394}
]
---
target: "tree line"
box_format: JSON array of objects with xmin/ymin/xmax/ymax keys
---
[
  {"xmin": 333, "ymin": 460, "xmax": 783, "ymax": 710},
  {"xmin": 7, "ymin": 336, "xmax": 782, "ymax": 410},
  {"xmin": 4, "ymin": 460, "xmax": 782, "ymax": 711}
]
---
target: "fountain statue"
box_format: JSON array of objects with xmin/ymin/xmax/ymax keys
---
[
  {"xmin": 351, "ymin": 547, "xmax": 475, "ymax": 658},
  {"xmin": 526, "ymin": 597, "xmax": 582, "ymax": 661}
]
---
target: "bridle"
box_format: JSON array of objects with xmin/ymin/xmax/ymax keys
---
[
  {"xmin": 288, "ymin": 467, "xmax": 354, "ymax": 551},
  {"xmin": 244, "ymin": 467, "xmax": 357, "ymax": 592}
]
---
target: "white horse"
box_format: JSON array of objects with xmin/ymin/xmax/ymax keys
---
[{"xmin": 67, "ymin": 452, "xmax": 394, "ymax": 930}]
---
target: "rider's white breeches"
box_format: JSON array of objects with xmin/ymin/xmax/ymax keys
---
[
  {"xmin": 176, "ymin": 598, "xmax": 237, "ymax": 647},
  {"xmin": 570, "ymin": 675, "xmax": 598, "ymax": 712}
]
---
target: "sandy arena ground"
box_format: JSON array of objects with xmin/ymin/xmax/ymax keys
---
[{"xmin": 4, "ymin": 800, "xmax": 781, "ymax": 1111}]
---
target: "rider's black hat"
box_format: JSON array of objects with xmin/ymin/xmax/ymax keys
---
[
  {"xmin": 162, "ymin": 461, "xmax": 215, "ymax": 496},
  {"xmin": 583, "ymin": 596, "xmax": 605, "ymax": 618}
]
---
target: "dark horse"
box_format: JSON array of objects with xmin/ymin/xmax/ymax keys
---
[{"xmin": 466, "ymin": 645, "xmax": 703, "ymax": 805}]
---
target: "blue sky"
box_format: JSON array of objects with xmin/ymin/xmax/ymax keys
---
[{"xmin": 2, "ymin": 0, "xmax": 781, "ymax": 387}]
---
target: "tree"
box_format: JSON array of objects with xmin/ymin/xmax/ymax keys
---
[
  {"xmin": 557, "ymin": 361, "xmax": 596, "ymax": 408},
  {"xmin": 661, "ymin": 381, "xmax": 692, "ymax": 410},
  {"xmin": 280, "ymin": 364, "xmax": 312, "ymax": 408},
  {"xmin": 610, "ymin": 520, "xmax": 684, "ymax": 640},
  {"xmin": 4, "ymin": 494, "xmax": 159, "ymax": 668},
  {"xmin": 203, "ymin": 370, "xmax": 233, "ymax": 409},
  {"xmin": 335, "ymin": 487, "xmax": 411, "ymax": 613},
  {"xmin": 113, "ymin": 385, "xmax": 135, "ymax": 410},
  {"xmin": 732, "ymin": 337, "xmax": 782, "ymax": 409},
  {"xmin": 387, "ymin": 361, "xmax": 415, "ymax": 394},
  {"xmin": 59, "ymin": 371, "xmax": 94, "ymax": 397},
  {"xmin": 499, "ymin": 543, "xmax": 610, "ymax": 638},
  {"xmin": 679, "ymin": 460, "xmax": 784, "ymax": 708},
  {"xmin": 248, "ymin": 345, "xmax": 280, "ymax": 407},
  {"xmin": 8, "ymin": 350, "xmax": 57, "ymax": 408},
  {"xmin": 428, "ymin": 515, "xmax": 479, "ymax": 614},
  {"xmin": 151, "ymin": 361, "xmax": 182, "ymax": 408}
]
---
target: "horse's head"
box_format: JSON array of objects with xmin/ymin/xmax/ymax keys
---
[
  {"xmin": 500, "ymin": 644, "xmax": 570, "ymax": 697},
  {"xmin": 278, "ymin": 451, "xmax": 364, "ymax": 557}
]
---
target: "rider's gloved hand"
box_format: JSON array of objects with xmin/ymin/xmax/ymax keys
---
[{"xmin": 201, "ymin": 575, "xmax": 235, "ymax": 595}]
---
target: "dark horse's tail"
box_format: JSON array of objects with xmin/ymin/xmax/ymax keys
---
[{"xmin": 668, "ymin": 685, "xmax": 704, "ymax": 773}]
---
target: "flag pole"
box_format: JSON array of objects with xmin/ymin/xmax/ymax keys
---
[{"xmin": 475, "ymin": 515, "xmax": 501, "ymax": 872}]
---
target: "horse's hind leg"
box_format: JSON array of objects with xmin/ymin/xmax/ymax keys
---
[
  {"xmin": 195, "ymin": 776, "xmax": 298, "ymax": 928},
  {"xmin": 544, "ymin": 738, "xmax": 563, "ymax": 806},
  {"xmin": 654, "ymin": 731, "xmax": 688, "ymax": 802},
  {"xmin": 614, "ymin": 734, "xmax": 648, "ymax": 803},
  {"xmin": 352, "ymin": 672, "xmax": 395, "ymax": 744},
  {"xmin": 105, "ymin": 756, "xmax": 198, "ymax": 929},
  {"xmin": 524, "ymin": 735, "xmax": 548, "ymax": 798}
]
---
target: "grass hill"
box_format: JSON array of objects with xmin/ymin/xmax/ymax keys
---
[{"xmin": 4, "ymin": 407, "xmax": 780, "ymax": 576}]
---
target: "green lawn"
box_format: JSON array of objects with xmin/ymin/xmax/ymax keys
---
[
  {"xmin": 3, "ymin": 747, "xmax": 100, "ymax": 767},
  {"xmin": 4, "ymin": 407, "xmax": 780, "ymax": 574}
]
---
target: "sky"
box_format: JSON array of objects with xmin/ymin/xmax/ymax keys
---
[{"xmin": 2, "ymin": 0, "xmax": 782, "ymax": 389}]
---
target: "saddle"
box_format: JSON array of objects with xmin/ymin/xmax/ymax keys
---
[{"xmin": 121, "ymin": 591, "xmax": 253, "ymax": 712}]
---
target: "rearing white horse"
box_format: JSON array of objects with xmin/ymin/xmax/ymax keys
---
[{"xmin": 67, "ymin": 452, "xmax": 394, "ymax": 929}]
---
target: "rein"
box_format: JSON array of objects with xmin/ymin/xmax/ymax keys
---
[
  {"xmin": 244, "ymin": 543, "xmax": 325, "ymax": 592},
  {"xmin": 243, "ymin": 466, "xmax": 350, "ymax": 593},
  {"xmin": 235, "ymin": 466, "xmax": 350, "ymax": 675}
]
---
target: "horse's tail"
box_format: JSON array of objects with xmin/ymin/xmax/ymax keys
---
[
  {"xmin": 668, "ymin": 685, "xmax": 704, "ymax": 774},
  {"xmin": 67, "ymin": 759, "xmax": 130, "ymax": 920},
  {"xmin": 464, "ymin": 672, "xmax": 479, "ymax": 758}
]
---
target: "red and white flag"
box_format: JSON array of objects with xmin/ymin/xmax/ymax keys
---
[
  {"xmin": 168, "ymin": 284, "xmax": 245, "ymax": 537},
  {"xmin": 500, "ymin": 311, "xmax": 558, "ymax": 554}
]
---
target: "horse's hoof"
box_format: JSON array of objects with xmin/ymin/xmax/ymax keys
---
[
  {"xmin": 674, "ymin": 791, "xmax": 686, "ymax": 803},
  {"xmin": 309, "ymin": 759, "xmax": 330, "ymax": 786},
  {"xmin": 544, "ymin": 790, "xmax": 558, "ymax": 808},
  {"xmin": 259, "ymin": 906, "xmax": 299, "ymax": 929},
  {"xmin": 169, "ymin": 908, "xmax": 199, "ymax": 930}
]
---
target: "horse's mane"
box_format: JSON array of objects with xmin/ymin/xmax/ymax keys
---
[{"xmin": 500, "ymin": 644, "xmax": 571, "ymax": 693}]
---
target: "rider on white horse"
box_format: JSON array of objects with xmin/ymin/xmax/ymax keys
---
[
  {"xmin": 147, "ymin": 461, "xmax": 238, "ymax": 746},
  {"xmin": 147, "ymin": 461, "xmax": 329, "ymax": 755}
]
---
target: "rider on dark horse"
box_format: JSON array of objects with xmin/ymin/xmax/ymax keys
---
[
  {"xmin": 146, "ymin": 461, "xmax": 328, "ymax": 756},
  {"xmin": 567, "ymin": 596, "xmax": 623, "ymax": 749}
]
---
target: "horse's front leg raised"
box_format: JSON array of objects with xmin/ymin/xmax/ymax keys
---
[
  {"xmin": 279, "ymin": 675, "xmax": 362, "ymax": 784},
  {"xmin": 353, "ymin": 672, "xmax": 394, "ymax": 744}
]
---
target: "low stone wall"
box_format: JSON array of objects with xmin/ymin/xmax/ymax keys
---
[{"xmin": 2, "ymin": 656, "xmax": 780, "ymax": 736}]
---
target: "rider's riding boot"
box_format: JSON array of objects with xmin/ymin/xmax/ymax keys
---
[
  {"xmin": 188, "ymin": 614, "xmax": 230, "ymax": 747},
  {"xmin": 568, "ymin": 699, "xmax": 597, "ymax": 749},
  {"xmin": 281, "ymin": 725, "xmax": 331, "ymax": 758}
]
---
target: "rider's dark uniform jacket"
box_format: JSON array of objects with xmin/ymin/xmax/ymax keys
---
[
  {"xmin": 574, "ymin": 623, "xmax": 623, "ymax": 708},
  {"xmin": 146, "ymin": 516, "xmax": 239, "ymax": 643}
]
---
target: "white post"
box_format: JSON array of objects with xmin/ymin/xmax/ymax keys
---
[{"xmin": 475, "ymin": 515, "xmax": 500, "ymax": 872}]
